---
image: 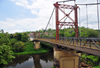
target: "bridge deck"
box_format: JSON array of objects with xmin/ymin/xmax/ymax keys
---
[{"xmin": 34, "ymin": 38, "xmax": 100, "ymax": 57}]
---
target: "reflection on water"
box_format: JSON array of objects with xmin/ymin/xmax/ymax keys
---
[{"xmin": 5, "ymin": 52, "xmax": 53, "ymax": 68}]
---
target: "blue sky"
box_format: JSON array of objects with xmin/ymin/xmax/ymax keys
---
[
  {"xmin": 0, "ymin": 0, "xmax": 99, "ymax": 33},
  {"xmin": 0, "ymin": 0, "xmax": 37, "ymax": 20}
]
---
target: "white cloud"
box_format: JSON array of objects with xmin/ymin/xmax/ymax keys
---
[
  {"xmin": 15, "ymin": 2, "xmax": 24, "ymax": 6},
  {"xmin": 10, "ymin": 0, "xmax": 16, "ymax": 2},
  {"xmin": 6, "ymin": 0, "xmax": 100, "ymax": 33},
  {"xmin": 0, "ymin": 17, "xmax": 48, "ymax": 33},
  {"xmin": 16, "ymin": 0, "xmax": 29, "ymax": 4},
  {"xmin": 31, "ymin": 10, "xmax": 38, "ymax": 15},
  {"xmin": 6, "ymin": 18, "xmax": 15, "ymax": 21},
  {"xmin": 14, "ymin": 0, "xmax": 29, "ymax": 7},
  {"xmin": 8, "ymin": 29, "xmax": 23, "ymax": 34}
]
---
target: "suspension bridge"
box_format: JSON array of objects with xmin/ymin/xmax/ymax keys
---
[{"xmin": 33, "ymin": 1, "xmax": 100, "ymax": 68}]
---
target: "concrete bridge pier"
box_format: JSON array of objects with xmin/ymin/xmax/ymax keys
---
[
  {"xmin": 54, "ymin": 46, "xmax": 79, "ymax": 68},
  {"xmin": 34, "ymin": 41, "xmax": 40, "ymax": 49}
]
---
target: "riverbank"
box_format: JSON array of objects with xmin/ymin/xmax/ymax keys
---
[
  {"xmin": 93, "ymin": 65, "xmax": 100, "ymax": 68},
  {"xmin": 81, "ymin": 54, "xmax": 100, "ymax": 68},
  {"xmin": 12, "ymin": 41, "xmax": 100, "ymax": 68},
  {"xmin": 12, "ymin": 41, "xmax": 50, "ymax": 55}
]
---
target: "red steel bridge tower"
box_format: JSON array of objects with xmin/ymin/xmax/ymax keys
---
[{"xmin": 54, "ymin": 2, "xmax": 79, "ymax": 40}]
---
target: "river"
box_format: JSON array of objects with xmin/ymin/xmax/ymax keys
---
[{"xmin": 5, "ymin": 52, "xmax": 53, "ymax": 68}]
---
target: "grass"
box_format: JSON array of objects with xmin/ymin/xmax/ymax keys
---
[
  {"xmin": 12, "ymin": 41, "xmax": 49, "ymax": 55},
  {"xmin": 13, "ymin": 49, "xmax": 49, "ymax": 55},
  {"xmin": 52, "ymin": 66, "xmax": 55, "ymax": 68},
  {"xmin": 94, "ymin": 66, "xmax": 100, "ymax": 68},
  {"xmin": 81, "ymin": 54, "xmax": 100, "ymax": 68}
]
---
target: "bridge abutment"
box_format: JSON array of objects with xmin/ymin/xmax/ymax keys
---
[
  {"xmin": 34, "ymin": 41, "xmax": 40, "ymax": 49},
  {"xmin": 54, "ymin": 46, "xmax": 79, "ymax": 68}
]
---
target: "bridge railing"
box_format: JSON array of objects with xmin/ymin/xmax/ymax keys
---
[{"xmin": 36, "ymin": 37, "xmax": 100, "ymax": 50}]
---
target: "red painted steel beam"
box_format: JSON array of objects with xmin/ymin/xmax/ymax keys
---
[
  {"xmin": 54, "ymin": 2, "xmax": 59, "ymax": 40},
  {"xmin": 74, "ymin": 4, "xmax": 78, "ymax": 37},
  {"xmin": 59, "ymin": 4, "xmax": 74, "ymax": 9},
  {"xmin": 59, "ymin": 7, "xmax": 75, "ymax": 22},
  {"xmin": 60, "ymin": 22, "xmax": 74, "ymax": 24},
  {"xmin": 54, "ymin": 2, "xmax": 79, "ymax": 39}
]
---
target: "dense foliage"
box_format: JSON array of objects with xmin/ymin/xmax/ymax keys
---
[
  {"xmin": 13, "ymin": 41, "xmax": 49, "ymax": 55},
  {"xmin": 8, "ymin": 32, "xmax": 29, "ymax": 53},
  {"xmin": 12, "ymin": 41, "xmax": 25, "ymax": 52},
  {"xmin": 0, "ymin": 33, "xmax": 15, "ymax": 68},
  {"xmin": 12, "ymin": 32, "xmax": 29, "ymax": 42},
  {"xmin": 40, "ymin": 42, "xmax": 53, "ymax": 51},
  {"xmin": 0, "ymin": 45, "xmax": 15, "ymax": 67},
  {"xmin": 38, "ymin": 27, "xmax": 99, "ymax": 37},
  {"xmin": 0, "ymin": 33, "xmax": 9, "ymax": 45},
  {"xmin": 0, "ymin": 32, "xmax": 29, "ymax": 67},
  {"xmin": 81, "ymin": 54, "xmax": 99, "ymax": 66}
]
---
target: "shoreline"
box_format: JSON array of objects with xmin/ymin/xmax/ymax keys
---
[{"xmin": 12, "ymin": 50, "xmax": 49, "ymax": 55}]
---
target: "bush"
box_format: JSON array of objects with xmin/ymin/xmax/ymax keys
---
[
  {"xmin": 13, "ymin": 41, "xmax": 25, "ymax": 52},
  {"xmin": 0, "ymin": 33, "xmax": 9, "ymax": 45},
  {"xmin": 81, "ymin": 54, "xmax": 99, "ymax": 66},
  {"xmin": 0, "ymin": 33, "xmax": 15, "ymax": 67},
  {"xmin": 94, "ymin": 65, "xmax": 100, "ymax": 68},
  {"xmin": 0, "ymin": 45, "xmax": 15, "ymax": 67},
  {"xmin": 9, "ymin": 38, "xmax": 17, "ymax": 46},
  {"xmin": 21, "ymin": 33, "xmax": 29, "ymax": 42},
  {"xmin": 13, "ymin": 33, "xmax": 22, "ymax": 41},
  {"xmin": 52, "ymin": 66, "xmax": 55, "ymax": 68},
  {"xmin": 40, "ymin": 42, "xmax": 53, "ymax": 51}
]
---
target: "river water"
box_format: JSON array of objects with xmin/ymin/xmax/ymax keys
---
[{"xmin": 5, "ymin": 52, "xmax": 53, "ymax": 68}]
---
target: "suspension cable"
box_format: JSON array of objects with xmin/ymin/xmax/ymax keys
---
[
  {"xmin": 52, "ymin": 11, "xmax": 53, "ymax": 37},
  {"xmin": 77, "ymin": 3, "xmax": 100, "ymax": 5},
  {"xmin": 85, "ymin": 4, "xmax": 88, "ymax": 57},
  {"xmin": 58, "ymin": 0, "xmax": 75, "ymax": 3},
  {"xmin": 97, "ymin": 0, "xmax": 100, "ymax": 37},
  {"xmin": 74, "ymin": 0, "xmax": 76, "ymax": 5},
  {"xmin": 63, "ymin": 1, "xmax": 65, "ymax": 38},
  {"xmin": 79, "ymin": 8, "xmax": 81, "ymax": 37},
  {"xmin": 86, "ymin": 5, "xmax": 88, "ymax": 28},
  {"xmin": 41, "ymin": 7, "xmax": 55, "ymax": 37}
]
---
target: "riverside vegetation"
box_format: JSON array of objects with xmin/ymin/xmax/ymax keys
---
[
  {"xmin": 0, "ymin": 27, "xmax": 100, "ymax": 68},
  {"xmin": 0, "ymin": 32, "xmax": 52, "ymax": 68}
]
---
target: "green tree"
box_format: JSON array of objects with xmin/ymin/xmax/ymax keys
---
[
  {"xmin": 80, "ymin": 27, "xmax": 98, "ymax": 37},
  {"xmin": 0, "ymin": 45, "xmax": 15, "ymax": 67},
  {"xmin": 8, "ymin": 34, "xmax": 13, "ymax": 39},
  {"xmin": 65, "ymin": 32, "xmax": 71, "ymax": 37},
  {"xmin": 13, "ymin": 33, "xmax": 22, "ymax": 41},
  {"xmin": 21, "ymin": 33, "xmax": 29, "ymax": 42},
  {"xmin": 87, "ymin": 29, "xmax": 98, "ymax": 37},
  {"xmin": 0, "ymin": 33, "xmax": 9, "ymax": 45},
  {"xmin": 39, "ymin": 30, "xmax": 43, "ymax": 33},
  {"xmin": 9, "ymin": 38, "xmax": 17, "ymax": 50},
  {"xmin": 0, "ymin": 33, "xmax": 15, "ymax": 67},
  {"xmin": 13, "ymin": 41, "xmax": 25, "ymax": 52}
]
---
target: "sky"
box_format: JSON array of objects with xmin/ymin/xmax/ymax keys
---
[{"xmin": 0, "ymin": 0, "xmax": 100, "ymax": 33}]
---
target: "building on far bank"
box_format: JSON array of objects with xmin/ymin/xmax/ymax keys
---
[{"xmin": 28, "ymin": 32, "xmax": 34, "ymax": 41}]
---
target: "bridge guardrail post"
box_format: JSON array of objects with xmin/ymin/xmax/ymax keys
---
[{"xmin": 80, "ymin": 39, "xmax": 81, "ymax": 47}]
